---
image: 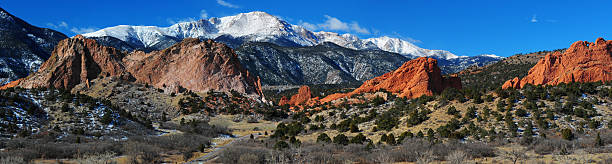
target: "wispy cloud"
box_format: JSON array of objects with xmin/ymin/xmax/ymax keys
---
[
  {"xmin": 200, "ymin": 9, "xmax": 209, "ymax": 19},
  {"xmin": 319, "ymin": 15, "xmax": 349, "ymax": 31},
  {"xmin": 350, "ymin": 22, "xmax": 369, "ymax": 34},
  {"xmin": 70, "ymin": 27, "xmax": 98, "ymax": 34},
  {"xmin": 46, "ymin": 21, "xmax": 98, "ymax": 35},
  {"xmin": 391, "ymin": 31, "xmax": 422, "ymax": 44},
  {"xmin": 166, "ymin": 9, "xmax": 209, "ymax": 25},
  {"xmin": 298, "ymin": 20, "xmax": 318, "ymax": 31},
  {"xmin": 217, "ymin": 0, "xmax": 239, "ymax": 8},
  {"xmin": 46, "ymin": 21, "xmax": 68, "ymax": 29},
  {"xmin": 300, "ymin": 15, "xmax": 371, "ymax": 34},
  {"xmin": 530, "ymin": 14, "xmax": 538, "ymax": 23}
]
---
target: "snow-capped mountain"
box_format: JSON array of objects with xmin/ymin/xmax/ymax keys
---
[
  {"xmin": 83, "ymin": 12, "xmax": 319, "ymax": 51},
  {"xmin": 82, "ymin": 11, "xmax": 503, "ymax": 75},
  {"xmin": 364, "ymin": 36, "xmax": 461, "ymax": 59},
  {"xmin": 82, "ymin": 11, "xmax": 462, "ymax": 59}
]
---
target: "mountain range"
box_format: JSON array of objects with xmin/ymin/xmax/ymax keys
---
[
  {"xmin": 0, "ymin": 9, "xmax": 502, "ymax": 86},
  {"xmin": 81, "ymin": 11, "xmax": 502, "ymax": 74}
]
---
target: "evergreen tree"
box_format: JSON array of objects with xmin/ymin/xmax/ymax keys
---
[
  {"xmin": 350, "ymin": 133, "xmax": 367, "ymax": 144},
  {"xmin": 561, "ymin": 128, "xmax": 574, "ymax": 140},
  {"xmin": 316, "ymin": 133, "xmax": 332, "ymax": 143},
  {"xmin": 333, "ymin": 134, "xmax": 349, "ymax": 145}
]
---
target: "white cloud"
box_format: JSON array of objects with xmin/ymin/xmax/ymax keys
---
[
  {"xmin": 391, "ymin": 32, "xmax": 422, "ymax": 44},
  {"xmin": 531, "ymin": 14, "xmax": 538, "ymax": 23},
  {"xmin": 301, "ymin": 15, "xmax": 371, "ymax": 34},
  {"xmin": 70, "ymin": 27, "xmax": 98, "ymax": 34},
  {"xmin": 217, "ymin": 0, "xmax": 239, "ymax": 8},
  {"xmin": 350, "ymin": 22, "xmax": 369, "ymax": 34},
  {"xmin": 319, "ymin": 15, "xmax": 349, "ymax": 31},
  {"xmin": 46, "ymin": 21, "xmax": 68, "ymax": 29},
  {"xmin": 298, "ymin": 20, "xmax": 318, "ymax": 31},
  {"xmin": 200, "ymin": 10, "xmax": 208, "ymax": 19}
]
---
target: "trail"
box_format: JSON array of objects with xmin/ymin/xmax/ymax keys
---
[{"xmin": 185, "ymin": 133, "xmax": 259, "ymax": 164}]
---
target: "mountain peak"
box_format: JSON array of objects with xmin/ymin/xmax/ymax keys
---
[{"xmin": 81, "ymin": 11, "xmax": 465, "ymax": 60}]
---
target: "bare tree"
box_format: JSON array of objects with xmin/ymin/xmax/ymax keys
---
[
  {"xmin": 375, "ymin": 151, "xmax": 393, "ymax": 164},
  {"xmin": 501, "ymin": 147, "xmax": 527, "ymax": 164},
  {"xmin": 75, "ymin": 152, "xmax": 116, "ymax": 164},
  {"xmin": 416, "ymin": 150, "xmax": 434, "ymax": 164},
  {"xmin": 574, "ymin": 149, "xmax": 591, "ymax": 164},
  {"xmin": 238, "ymin": 153, "xmax": 260, "ymax": 164},
  {"xmin": 446, "ymin": 150, "xmax": 468, "ymax": 164},
  {"xmin": 0, "ymin": 156, "xmax": 25, "ymax": 164}
]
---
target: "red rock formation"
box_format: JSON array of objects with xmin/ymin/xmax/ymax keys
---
[
  {"xmin": 321, "ymin": 57, "xmax": 462, "ymax": 103},
  {"xmin": 502, "ymin": 38, "xmax": 612, "ymax": 89},
  {"xmin": 123, "ymin": 38, "xmax": 263, "ymax": 98},
  {"xmin": 278, "ymin": 96, "xmax": 289, "ymax": 106},
  {"xmin": 0, "ymin": 79, "xmax": 22, "ymax": 90},
  {"xmin": 13, "ymin": 36, "xmax": 265, "ymax": 100},
  {"xmin": 501, "ymin": 77, "xmax": 521, "ymax": 89},
  {"xmin": 17, "ymin": 35, "xmax": 128, "ymax": 89},
  {"xmin": 278, "ymin": 85, "xmax": 313, "ymax": 107}
]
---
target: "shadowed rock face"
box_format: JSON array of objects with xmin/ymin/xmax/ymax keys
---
[
  {"xmin": 321, "ymin": 57, "xmax": 462, "ymax": 103},
  {"xmin": 10, "ymin": 36, "xmax": 265, "ymax": 100},
  {"xmin": 503, "ymin": 38, "xmax": 612, "ymax": 89},
  {"xmin": 278, "ymin": 85, "xmax": 313, "ymax": 107}
]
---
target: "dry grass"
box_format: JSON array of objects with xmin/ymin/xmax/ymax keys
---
[{"xmin": 208, "ymin": 114, "xmax": 277, "ymax": 136}]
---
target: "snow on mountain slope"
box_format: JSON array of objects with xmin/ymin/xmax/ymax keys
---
[
  {"xmin": 82, "ymin": 11, "xmax": 462, "ymax": 59},
  {"xmin": 364, "ymin": 36, "xmax": 460, "ymax": 59},
  {"xmin": 83, "ymin": 11, "xmax": 318, "ymax": 50}
]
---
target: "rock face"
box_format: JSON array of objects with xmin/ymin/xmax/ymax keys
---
[
  {"xmin": 278, "ymin": 85, "xmax": 313, "ymax": 106},
  {"xmin": 124, "ymin": 38, "xmax": 264, "ymax": 98},
  {"xmin": 321, "ymin": 57, "xmax": 462, "ymax": 103},
  {"xmin": 13, "ymin": 36, "xmax": 264, "ymax": 100},
  {"xmin": 502, "ymin": 38, "xmax": 612, "ymax": 89},
  {"xmin": 17, "ymin": 35, "xmax": 128, "ymax": 89},
  {"xmin": 0, "ymin": 7, "xmax": 68, "ymax": 85}
]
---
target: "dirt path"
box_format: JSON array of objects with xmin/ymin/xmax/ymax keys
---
[{"xmin": 185, "ymin": 133, "xmax": 259, "ymax": 164}]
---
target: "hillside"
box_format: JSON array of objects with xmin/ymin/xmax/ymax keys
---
[
  {"xmin": 0, "ymin": 8, "xmax": 67, "ymax": 85},
  {"xmin": 457, "ymin": 49, "xmax": 563, "ymax": 90}
]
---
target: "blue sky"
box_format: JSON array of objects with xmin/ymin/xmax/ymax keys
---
[{"xmin": 1, "ymin": 0, "xmax": 611, "ymax": 57}]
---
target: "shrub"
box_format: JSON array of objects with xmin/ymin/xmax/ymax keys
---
[
  {"xmin": 446, "ymin": 150, "xmax": 468, "ymax": 164},
  {"xmin": 316, "ymin": 133, "xmax": 332, "ymax": 143},
  {"xmin": 561, "ymin": 128, "xmax": 574, "ymax": 140},
  {"xmin": 350, "ymin": 133, "xmax": 367, "ymax": 144},
  {"xmin": 333, "ymin": 134, "xmax": 349, "ymax": 146},
  {"xmin": 219, "ymin": 145, "xmax": 268, "ymax": 164},
  {"xmin": 274, "ymin": 141, "xmax": 289, "ymax": 150}
]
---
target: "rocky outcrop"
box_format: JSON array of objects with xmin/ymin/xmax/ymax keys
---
[
  {"xmin": 124, "ymin": 38, "xmax": 264, "ymax": 98},
  {"xmin": 502, "ymin": 38, "xmax": 612, "ymax": 89},
  {"xmin": 501, "ymin": 77, "xmax": 521, "ymax": 89},
  {"xmin": 12, "ymin": 36, "xmax": 265, "ymax": 100},
  {"xmin": 321, "ymin": 57, "xmax": 462, "ymax": 103},
  {"xmin": 17, "ymin": 35, "xmax": 128, "ymax": 89},
  {"xmin": 278, "ymin": 85, "xmax": 314, "ymax": 107}
]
